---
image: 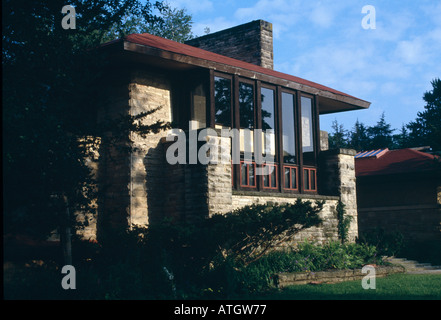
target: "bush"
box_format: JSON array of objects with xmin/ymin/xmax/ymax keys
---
[
  {"xmin": 233, "ymin": 241, "xmax": 382, "ymax": 295},
  {"xmin": 358, "ymin": 228, "xmax": 405, "ymax": 257}
]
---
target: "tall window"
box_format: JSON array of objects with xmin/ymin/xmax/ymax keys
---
[
  {"xmin": 282, "ymin": 92, "xmax": 296, "ymax": 164},
  {"xmin": 239, "ymin": 82, "xmax": 255, "ymax": 159},
  {"xmin": 301, "ymin": 96, "xmax": 315, "ymax": 165},
  {"xmin": 214, "ymin": 76, "xmax": 232, "ymax": 127},
  {"xmin": 261, "ymin": 87, "xmax": 276, "ymax": 156},
  {"xmin": 239, "ymin": 82, "xmax": 254, "ymax": 129}
]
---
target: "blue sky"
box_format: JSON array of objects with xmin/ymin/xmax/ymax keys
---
[{"xmin": 168, "ymin": 0, "xmax": 441, "ymax": 133}]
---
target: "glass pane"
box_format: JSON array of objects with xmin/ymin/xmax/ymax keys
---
[
  {"xmin": 282, "ymin": 92, "xmax": 296, "ymax": 163},
  {"xmin": 271, "ymin": 166, "xmax": 277, "ymax": 188},
  {"xmin": 301, "ymin": 97, "xmax": 315, "ymax": 166},
  {"xmin": 239, "ymin": 82, "xmax": 254, "ymax": 129},
  {"xmin": 291, "ymin": 168, "xmax": 297, "ymax": 189},
  {"xmin": 241, "ymin": 163, "xmax": 247, "ymax": 185},
  {"xmin": 191, "ymin": 83, "xmax": 206, "ymax": 129},
  {"xmin": 214, "ymin": 77, "xmax": 231, "ymax": 127},
  {"xmin": 311, "ymin": 170, "xmax": 316, "ymax": 190},
  {"xmin": 263, "ymin": 172, "xmax": 269, "ymax": 187},
  {"xmin": 249, "ymin": 164, "xmax": 255, "ymax": 186},
  {"xmin": 284, "ymin": 167, "xmax": 290, "ymax": 189},
  {"xmin": 304, "ymin": 169, "xmax": 310, "ymax": 190},
  {"xmin": 261, "ymin": 87, "xmax": 276, "ymax": 156}
]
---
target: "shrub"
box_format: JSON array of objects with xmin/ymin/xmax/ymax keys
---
[
  {"xmin": 235, "ymin": 241, "xmax": 382, "ymax": 294},
  {"xmin": 358, "ymin": 228, "xmax": 405, "ymax": 257}
]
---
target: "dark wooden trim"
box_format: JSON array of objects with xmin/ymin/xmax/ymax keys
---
[
  {"xmin": 296, "ymin": 90, "xmax": 304, "ymax": 193},
  {"xmin": 314, "ymin": 95, "xmax": 321, "ymax": 158},
  {"xmin": 276, "ymin": 86, "xmax": 284, "ymax": 193},
  {"xmin": 233, "ymin": 74, "xmax": 240, "ymax": 189},
  {"xmin": 121, "ymin": 41, "xmax": 371, "ymax": 112},
  {"xmin": 208, "ymin": 69, "xmax": 215, "ymax": 128}
]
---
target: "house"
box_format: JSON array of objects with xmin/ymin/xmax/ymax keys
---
[
  {"xmin": 86, "ymin": 20, "xmax": 371, "ymax": 245},
  {"xmin": 355, "ymin": 148, "xmax": 441, "ymax": 245}
]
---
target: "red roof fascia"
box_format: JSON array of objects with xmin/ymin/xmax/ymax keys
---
[
  {"xmin": 355, "ymin": 148, "xmax": 438, "ymax": 177},
  {"xmin": 123, "ymin": 33, "xmax": 360, "ymax": 100}
]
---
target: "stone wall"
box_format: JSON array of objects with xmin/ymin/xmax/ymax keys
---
[
  {"xmin": 185, "ymin": 20, "xmax": 274, "ymax": 70},
  {"xmin": 231, "ymin": 192, "xmax": 340, "ymax": 245},
  {"xmin": 160, "ymin": 138, "xmax": 359, "ymax": 245},
  {"xmin": 274, "ymin": 265, "xmax": 405, "ymax": 287},
  {"xmin": 95, "ymin": 68, "xmax": 172, "ymax": 240},
  {"xmin": 128, "ymin": 70, "xmax": 172, "ymax": 227},
  {"xmin": 319, "ymin": 149, "xmax": 358, "ymax": 242}
]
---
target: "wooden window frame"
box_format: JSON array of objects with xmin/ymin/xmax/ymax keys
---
[
  {"xmin": 303, "ymin": 167, "xmax": 317, "ymax": 192},
  {"xmin": 283, "ymin": 165, "xmax": 299, "ymax": 192},
  {"xmin": 210, "ymin": 72, "xmax": 320, "ymax": 194},
  {"xmin": 261, "ymin": 163, "xmax": 278, "ymax": 190},
  {"xmin": 240, "ymin": 160, "xmax": 257, "ymax": 189}
]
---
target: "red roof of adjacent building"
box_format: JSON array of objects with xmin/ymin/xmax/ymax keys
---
[
  {"xmin": 355, "ymin": 148, "xmax": 439, "ymax": 177},
  {"xmin": 121, "ymin": 33, "xmax": 361, "ymax": 100}
]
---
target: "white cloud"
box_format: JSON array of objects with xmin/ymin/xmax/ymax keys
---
[{"xmin": 309, "ymin": 4, "xmax": 334, "ymax": 28}]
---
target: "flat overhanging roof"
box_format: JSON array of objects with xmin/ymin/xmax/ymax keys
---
[{"xmin": 101, "ymin": 33, "xmax": 371, "ymax": 114}]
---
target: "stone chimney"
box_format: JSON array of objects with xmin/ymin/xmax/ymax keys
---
[{"xmin": 185, "ymin": 20, "xmax": 274, "ymax": 70}]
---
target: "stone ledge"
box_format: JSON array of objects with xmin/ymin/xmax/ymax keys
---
[
  {"xmin": 232, "ymin": 190, "xmax": 339, "ymax": 201},
  {"xmin": 273, "ymin": 265, "xmax": 405, "ymax": 288}
]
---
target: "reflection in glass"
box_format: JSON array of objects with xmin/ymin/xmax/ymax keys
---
[
  {"xmin": 214, "ymin": 77, "xmax": 231, "ymax": 127},
  {"xmin": 282, "ymin": 92, "xmax": 296, "ymax": 163},
  {"xmin": 303, "ymin": 169, "xmax": 310, "ymax": 190},
  {"xmin": 239, "ymin": 82, "xmax": 254, "ymax": 129},
  {"xmin": 261, "ymin": 87, "xmax": 275, "ymax": 156},
  {"xmin": 301, "ymin": 97, "xmax": 314, "ymax": 153},
  {"xmin": 191, "ymin": 83, "xmax": 206, "ymax": 129},
  {"xmin": 284, "ymin": 166, "xmax": 297, "ymax": 190},
  {"xmin": 301, "ymin": 96, "xmax": 315, "ymax": 165}
]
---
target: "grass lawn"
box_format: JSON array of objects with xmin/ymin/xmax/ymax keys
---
[{"xmin": 254, "ymin": 274, "xmax": 441, "ymax": 300}]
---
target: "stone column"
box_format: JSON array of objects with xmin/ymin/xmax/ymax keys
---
[
  {"xmin": 319, "ymin": 148, "xmax": 358, "ymax": 242},
  {"xmin": 161, "ymin": 131, "xmax": 233, "ymax": 221}
]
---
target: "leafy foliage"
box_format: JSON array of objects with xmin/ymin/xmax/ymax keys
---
[
  {"xmin": 2, "ymin": 0, "xmax": 181, "ymax": 240},
  {"xmin": 336, "ymin": 200, "xmax": 353, "ymax": 244},
  {"xmin": 125, "ymin": 201, "xmax": 324, "ymax": 297}
]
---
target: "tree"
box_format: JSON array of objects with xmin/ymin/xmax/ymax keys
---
[
  {"xmin": 348, "ymin": 119, "xmax": 370, "ymax": 151},
  {"xmin": 367, "ymin": 112, "xmax": 394, "ymax": 150},
  {"xmin": 103, "ymin": 1, "xmax": 193, "ymax": 43},
  {"xmin": 392, "ymin": 124, "xmax": 410, "ymax": 149},
  {"xmin": 407, "ymin": 78, "xmax": 441, "ymax": 151},
  {"xmin": 328, "ymin": 120, "xmax": 349, "ymax": 149},
  {"xmin": 2, "ymin": 0, "xmax": 180, "ymax": 259}
]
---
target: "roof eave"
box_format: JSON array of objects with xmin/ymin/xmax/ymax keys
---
[{"xmin": 120, "ymin": 40, "xmax": 371, "ymax": 113}]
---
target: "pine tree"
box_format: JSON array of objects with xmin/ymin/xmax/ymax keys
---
[
  {"xmin": 328, "ymin": 120, "xmax": 349, "ymax": 149},
  {"xmin": 348, "ymin": 119, "xmax": 370, "ymax": 151},
  {"xmin": 407, "ymin": 78, "xmax": 441, "ymax": 151},
  {"xmin": 367, "ymin": 112, "xmax": 394, "ymax": 150}
]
